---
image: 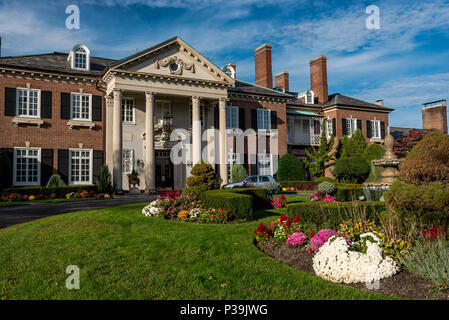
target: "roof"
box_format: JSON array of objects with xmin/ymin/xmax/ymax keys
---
[
  {"xmin": 229, "ymin": 79, "xmax": 294, "ymax": 99},
  {"xmin": 287, "ymin": 96, "xmax": 321, "ymax": 108},
  {"xmin": 324, "ymin": 93, "xmax": 394, "ymax": 112},
  {"xmin": 286, "ymin": 109, "xmax": 322, "ymax": 117},
  {"xmin": 0, "ymin": 52, "xmax": 116, "ymax": 76}
]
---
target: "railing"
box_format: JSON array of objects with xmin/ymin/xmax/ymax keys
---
[
  {"xmin": 422, "ymin": 99, "xmax": 446, "ymax": 108},
  {"xmin": 288, "ymin": 134, "xmax": 321, "ymax": 146}
]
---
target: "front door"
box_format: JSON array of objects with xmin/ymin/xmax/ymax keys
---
[{"xmin": 155, "ymin": 150, "xmax": 174, "ymax": 189}]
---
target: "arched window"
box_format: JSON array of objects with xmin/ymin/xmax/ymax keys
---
[{"xmin": 70, "ymin": 44, "xmax": 90, "ymax": 70}]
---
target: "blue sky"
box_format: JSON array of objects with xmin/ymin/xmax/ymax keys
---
[{"xmin": 1, "ymin": 0, "xmax": 449, "ymax": 128}]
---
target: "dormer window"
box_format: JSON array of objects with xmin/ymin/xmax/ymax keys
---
[
  {"xmin": 69, "ymin": 44, "xmax": 90, "ymax": 71},
  {"xmin": 306, "ymin": 91, "xmax": 314, "ymax": 104}
]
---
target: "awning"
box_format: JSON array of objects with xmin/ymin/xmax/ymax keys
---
[{"xmin": 286, "ymin": 110, "xmax": 322, "ymax": 117}]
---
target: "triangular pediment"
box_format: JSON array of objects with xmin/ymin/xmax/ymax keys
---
[{"xmin": 108, "ymin": 37, "xmax": 234, "ymax": 85}]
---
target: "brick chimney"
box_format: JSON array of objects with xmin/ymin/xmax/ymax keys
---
[
  {"xmin": 275, "ymin": 71, "xmax": 289, "ymax": 92},
  {"xmin": 422, "ymin": 100, "xmax": 448, "ymax": 134},
  {"xmin": 376, "ymin": 99, "xmax": 384, "ymax": 106},
  {"xmin": 310, "ymin": 55, "xmax": 328, "ymax": 104},
  {"xmin": 255, "ymin": 43, "xmax": 273, "ymax": 89}
]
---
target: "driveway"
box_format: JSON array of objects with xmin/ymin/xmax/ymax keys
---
[{"xmin": 0, "ymin": 194, "xmax": 155, "ymax": 229}]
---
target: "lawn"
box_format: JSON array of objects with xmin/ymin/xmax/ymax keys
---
[{"xmin": 0, "ymin": 203, "xmax": 399, "ymax": 300}]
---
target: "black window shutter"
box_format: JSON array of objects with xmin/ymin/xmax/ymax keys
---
[
  {"xmin": 249, "ymin": 154, "xmax": 257, "ymax": 175},
  {"xmin": 41, "ymin": 91, "xmax": 52, "ymax": 119},
  {"xmin": 93, "ymin": 150, "xmax": 104, "ymax": 184},
  {"xmin": 342, "ymin": 118, "xmax": 347, "ymax": 136},
  {"xmin": 0, "ymin": 148, "xmax": 14, "ymax": 187},
  {"xmin": 251, "ymin": 109, "xmax": 258, "ymax": 130},
  {"xmin": 60, "ymin": 93, "xmax": 71, "ymax": 119},
  {"xmin": 366, "ymin": 120, "xmax": 372, "ymax": 138},
  {"xmin": 214, "ymin": 104, "xmax": 219, "ymax": 128},
  {"xmin": 5, "ymin": 88, "xmax": 16, "ymax": 116},
  {"xmin": 57, "ymin": 149, "xmax": 69, "ymax": 184},
  {"xmin": 243, "ymin": 153, "xmax": 248, "ymax": 172},
  {"xmin": 357, "ymin": 119, "xmax": 362, "ymax": 131},
  {"xmin": 41, "ymin": 149, "xmax": 54, "ymax": 186},
  {"xmin": 380, "ymin": 121, "xmax": 386, "ymax": 139},
  {"xmin": 92, "ymin": 95, "xmax": 102, "ymax": 121},
  {"xmin": 270, "ymin": 110, "xmax": 277, "ymax": 129},
  {"xmin": 239, "ymin": 108, "xmax": 245, "ymax": 130},
  {"xmin": 332, "ymin": 118, "xmax": 336, "ymax": 136}
]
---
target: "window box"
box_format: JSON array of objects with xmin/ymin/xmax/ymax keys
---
[
  {"xmin": 12, "ymin": 117, "xmax": 44, "ymax": 127},
  {"xmin": 67, "ymin": 119, "xmax": 95, "ymax": 130}
]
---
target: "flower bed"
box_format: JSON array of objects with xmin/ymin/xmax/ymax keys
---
[
  {"xmin": 141, "ymin": 195, "xmax": 235, "ymax": 224},
  {"xmin": 0, "ymin": 187, "xmax": 109, "ymax": 202}
]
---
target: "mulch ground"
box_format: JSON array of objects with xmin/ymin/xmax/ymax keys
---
[{"xmin": 257, "ymin": 241, "xmax": 449, "ymax": 300}]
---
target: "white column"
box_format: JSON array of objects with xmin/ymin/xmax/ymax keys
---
[
  {"xmin": 145, "ymin": 91, "xmax": 155, "ymax": 192},
  {"xmin": 112, "ymin": 89, "xmax": 122, "ymax": 191},
  {"xmin": 219, "ymin": 98, "xmax": 227, "ymax": 186},
  {"xmin": 192, "ymin": 96, "xmax": 201, "ymax": 166}
]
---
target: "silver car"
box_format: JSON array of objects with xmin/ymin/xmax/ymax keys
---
[{"xmin": 224, "ymin": 175, "xmax": 276, "ymax": 189}]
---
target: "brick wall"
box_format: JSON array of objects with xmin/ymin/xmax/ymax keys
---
[
  {"xmin": 0, "ymin": 75, "xmax": 105, "ymax": 174},
  {"xmin": 422, "ymin": 104, "xmax": 448, "ymax": 134}
]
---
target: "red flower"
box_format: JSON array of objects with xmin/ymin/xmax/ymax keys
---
[
  {"xmin": 294, "ymin": 216, "xmax": 300, "ymax": 224},
  {"xmin": 310, "ymin": 229, "xmax": 315, "ymax": 239}
]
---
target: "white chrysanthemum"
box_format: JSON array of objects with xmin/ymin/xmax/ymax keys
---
[
  {"xmin": 312, "ymin": 234, "xmax": 399, "ymax": 284},
  {"xmin": 141, "ymin": 200, "xmax": 161, "ymax": 217},
  {"xmin": 189, "ymin": 208, "xmax": 201, "ymax": 219}
]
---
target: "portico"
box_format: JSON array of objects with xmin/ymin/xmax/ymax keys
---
[{"xmin": 102, "ymin": 37, "xmax": 234, "ymax": 192}]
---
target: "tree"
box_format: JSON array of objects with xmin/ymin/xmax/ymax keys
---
[
  {"xmin": 362, "ymin": 143, "xmax": 385, "ymax": 164},
  {"xmin": 231, "ymin": 164, "xmax": 247, "ymax": 183},
  {"xmin": 186, "ymin": 160, "xmax": 220, "ymax": 190},
  {"xmin": 277, "ymin": 153, "xmax": 307, "ymax": 181},
  {"xmin": 399, "ymin": 132, "xmax": 449, "ymax": 185},
  {"xmin": 96, "ymin": 164, "xmax": 113, "ymax": 194},
  {"xmin": 305, "ymin": 121, "xmax": 336, "ymax": 177},
  {"xmin": 341, "ymin": 129, "xmax": 368, "ymax": 158},
  {"xmin": 393, "ymin": 129, "xmax": 434, "ymax": 159},
  {"xmin": 335, "ymin": 136, "xmax": 350, "ymax": 159}
]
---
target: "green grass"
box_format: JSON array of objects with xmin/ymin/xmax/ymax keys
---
[
  {"xmin": 274, "ymin": 195, "xmax": 309, "ymax": 204},
  {"xmin": 0, "ymin": 204, "xmax": 399, "ymax": 300}
]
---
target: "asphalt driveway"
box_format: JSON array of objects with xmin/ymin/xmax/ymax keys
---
[{"xmin": 0, "ymin": 194, "xmax": 155, "ymax": 229}]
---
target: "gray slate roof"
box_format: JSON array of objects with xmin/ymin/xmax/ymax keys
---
[
  {"xmin": 324, "ymin": 93, "xmax": 394, "ymax": 111},
  {"xmin": 229, "ymin": 80, "xmax": 293, "ymax": 99},
  {"xmin": 0, "ymin": 52, "xmax": 116, "ymax": 76}
]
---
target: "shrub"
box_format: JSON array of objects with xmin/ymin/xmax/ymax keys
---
[
  {"xmin": 230, "ymin": 164, "xmax": 247, "ymax": 183},
  {"xmin": 96, "ymin": 165, "xmax": 113, "ymax": 194},
  {"xmin": 227, "ymin": 188, "xmax": 267, "ymax": 209},
  {"xmin": 181, "ymin": 186, "xmax": 202, "ymax": 201},
  {"xmin": 362, "ymin": 143, "xmax": 385, "ymax": 165},
  {"xmin": 186, "ymin": 160, "xmax": 220, "ymax": 190},
  {"xmin": 286, "ymin": 201, "xmax": 385, "ymax": 230},
  {"xmin": 394, "ymin": 128, "xmax": 434, "ymax": 159},
  {"xmin": 383, "ymin": 180, "xmax": 449, "ymax": 226},
  {"xmin": 278, "ymin": 181, "xmax": 314, "ymax": 188},
  {"xmin": 46, "ymin": 174, "xmax": 66, "ymax": 187},
  {"xmin": 277, "ymin": 154, "xmax": 306, "ymax": 181},
  {"xmin": 201, "ymin": 190, "xmax": 253, "ymax": 220},
  {"xmin": 318, "ymin": 181, "xmax": 336, "ymax": 194},
  {"xmin": 333, "ymin": 157, "xmax": 370, "ymax": 184},
  {"xmin": 0, "ymin": 150, "xmax": 12, "ymax": 187},
  {"xmin": 263, "ymin": 181, "xmax": 281, "ymax": 194},
  {"xmin": 335, "ymin": 185, "xmax": 364, "ymax": 202},
  {"xmin": 341, "ymin": 129, "xmax": 368, "ymax": 158},
  {"xmin": 400, "ymin": 238, "xmax": 449, "ymax": 286},
  {"xmin": 314, "ymin": 176, "xmax": 337, "ymax": 184},
  {"xmin": 399, "ymin": 132, "xmax": 449, "ymax": 185}
]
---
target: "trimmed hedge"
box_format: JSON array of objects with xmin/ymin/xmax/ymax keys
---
[
  {"xmin": 201, "ymin": 190, "xmax": 253, "ymax": 220},
  {"xmin": 226, "ymin": 188, "xmax": 267, "ymax": 209},
  {"xmin": 286, "ymin": 201, "xmax": 386, "ymax": 229},
  {"xmin": 335, "ymin": 186, "xmax": 364, "ymax": 201},
  {"xmin": 0, "ymin": 185, "xmax": 98, "ymax": 197},
  {"xmin": 278, "ymin": 181, "xmax": 318, "ymax": 188}
]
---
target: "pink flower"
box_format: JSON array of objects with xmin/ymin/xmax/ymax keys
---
[
  {"xmin": 310, "ymin": 229, "xmax": 338, "ymax": 252},
  {"xmin": 286, "ymin": 232, "xmax": 307, "ymax": 247}
]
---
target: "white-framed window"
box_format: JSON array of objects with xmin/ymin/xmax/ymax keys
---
[
  {"xmin": 257, "ymin": 153, "xmax": 272, "ymax": 176},
  {"xmin": 122, "ymin": 149, "xmax": 134, "ymax": 174},
  {"xmin": 306, "ymin": 91, "xmax": 314, "ymax": 104},
  {"xmin": 346, "ymin": 118, "xmax": 358, "ymax": 137},
  {"xmin": 16, "ymin": 88, "xmax": 41, "ymax": 118},
  {"xmin": 70, "ymin": 44, "xmax": 90, "ymax": 71},
  {"xmin": 227, "ymin": 152, "xmax": 241, "ymax": 182},
  {"xmin": 226, "ymin": 106, "xmax": 239, "ymax": 129},
  {"xmin": 371, "ymin": 120, "xmax": 381, "ymax": 139},
  {"xmin": 13, "ymin": 148, "xmax": 41, "ymax": 186},
  {"xmin": 325, "ymin": 118, "xmax": 333, "ymax": 139},
  {"xmin": 69, "ymin": 149, "xmax": 93, "ymax": 185},
  {"xmin": 257, "ymin": 109, "xmax": 270, "ymax": 130},
  {"xmin": 71, "ymin": 93, "xmax": 92, "ymax": 121},
  {"xmin": 155, "ymin": 100, "xmax": 172, "ymax": 126},
  {"xmin": 121, "ymin": 98, "xmax": 135, "ymax": 123}
]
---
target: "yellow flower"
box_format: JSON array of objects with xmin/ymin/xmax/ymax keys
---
[{"xmin": 178, "ymin": 211, "xmax": 189, "ymax": 219}]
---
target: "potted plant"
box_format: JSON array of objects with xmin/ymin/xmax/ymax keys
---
[{"xmin": 128, "ymin": 169, "xmax": 140, "ymax": 190}]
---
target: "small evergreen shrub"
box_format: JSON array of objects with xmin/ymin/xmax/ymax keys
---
[
  {"xmin": 341, "ymin": 129, "xmax": 368, "ymax": 158},
  {"xmin": 362, "ymin": 143, "xmax": 385, "ymax": 164},
  {"xmin": 46, "ymin": 174, "xmax": 66, "ymax": 187},
  {"xmin": 230, "ymin": 164, "xmax": 247, "ymax": 183},
  {"xmin": 333, "ymin": 157, "xmax": 370, "ymax": 183},
  {"xmin": 399, "ymin": 132, "xmax": 449, "ymax": 185},
  {"xmin": 227, "ymin": 188, "xmax": 267, "ymax": 209},
  {"xmin": 277, "ymin": 154, "xmax": 306, "ymax": 181},
  {"xmin": 318, "ymin": 181, "xmax": 336, "ymax": 195},
  {"xmin": 96, "ymin": 164, "xmax": 113, "ymax": 194},
  {"xmin": 263, "ymin": 181, "xmax": 281, "ymax": 194},
  {"xmin": 186, "ymin": 160, "xmax": 220, "ymax": 191},
  {"xmin": 201, "ymin": 190, "xmax": 253, "ymax": 220},
  {"xmin": 314, "ymin": 176, "xmax": 337, "ymax": 184}
]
